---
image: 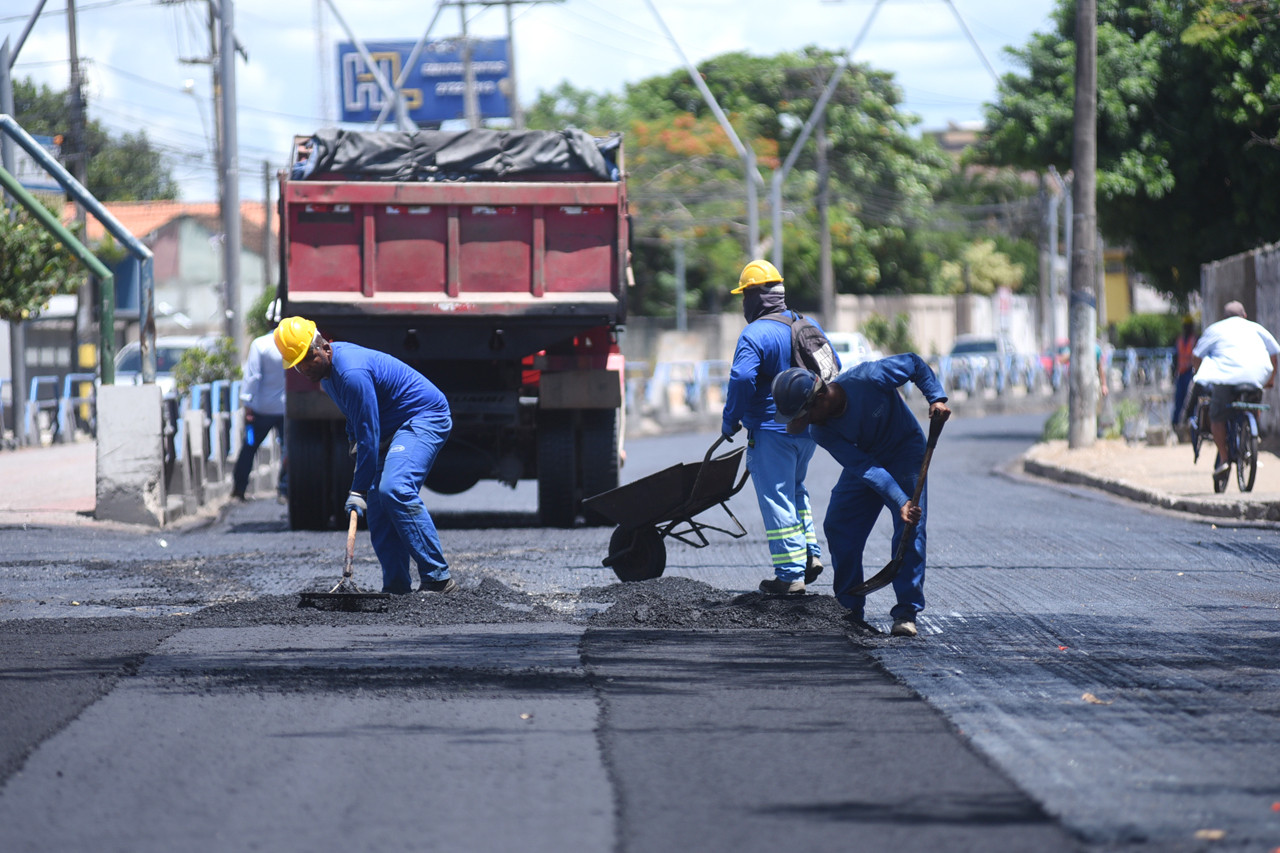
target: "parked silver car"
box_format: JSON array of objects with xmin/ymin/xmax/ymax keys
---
[{"xmin": 113, "ymin": 335, "xmax": 220, "ymax": 398}]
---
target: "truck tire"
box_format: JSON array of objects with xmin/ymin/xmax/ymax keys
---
[
  {"xmin": 580, "ymin": 409, "xmax": 620, "ymax": 526},
  {"xmin": 288, "ymin": 420, "xmax": 354, "ymax": 530},
  {"xmin": 537, "ymin": 410, "xmax": 578, "ymax": 527},
  {"xmin": 287, "ymin": 420, "xmax": 331, "ymax": 530}
]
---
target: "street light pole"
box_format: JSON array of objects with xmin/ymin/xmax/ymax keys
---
[{"xmin": 642, "ymin": 0, "xmax": 764, "ymax": 256}]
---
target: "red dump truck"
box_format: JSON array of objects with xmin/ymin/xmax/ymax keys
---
[{"xmin": 278, "ymin": 128, "xmax": 627, "ymax": 530}]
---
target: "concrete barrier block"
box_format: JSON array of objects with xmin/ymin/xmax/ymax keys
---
[{"xmin": 95, "ymin": 384, "xmax": 167, "ymax": 526}]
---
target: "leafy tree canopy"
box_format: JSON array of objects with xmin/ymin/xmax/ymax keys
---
[
  {"xmin": 0, "ymin": 199, "xmax": 81, "ymax": 322},
  {"xmin": 13, "ymin": 76, "xmax": 178, "ymax": 201},
  {"xmin": 978, "ymin": 0, "xmax": 1280, "ymax": 299},
  {"xmin": 533, "ymin": 48, "xmax": 982, "ymax": 314},
  {"xmin": 528, "ymin": 48, "xmax": 1039, "ymax": 317},
  {"xmin": 939, "ymin": 239, "xmax": 1026, "ymax": 295}
]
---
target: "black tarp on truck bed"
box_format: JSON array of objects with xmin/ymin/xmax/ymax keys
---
[{"xmin": 296, "ymin": 128, "xmax": 620, "ymax": 182}]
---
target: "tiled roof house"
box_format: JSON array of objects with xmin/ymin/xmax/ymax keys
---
[{"xmin": 64, "ymin": 200, "xmax": 277, "ymax": 336}]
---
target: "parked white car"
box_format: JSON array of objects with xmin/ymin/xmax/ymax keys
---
[
  {"xmin": 113, "ymin": 335, "xmax": 221, "ymax": 398},
  {"xmin": 826, "ymin": 331, "xmax": 884, "ymax": 367}
]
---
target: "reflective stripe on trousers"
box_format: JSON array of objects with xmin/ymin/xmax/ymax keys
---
[
  {"xmin": 746, "ymin": 429, "xmax": 821, "ymax": 581},
  {"xmin": 368, "ymin": 414, "xmax": 451, "ymax": 593}
]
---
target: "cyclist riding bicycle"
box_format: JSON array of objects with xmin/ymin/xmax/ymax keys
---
[{"xmin": 1191, "ymin": 301, "xmax": 1280, "ymax": 475}]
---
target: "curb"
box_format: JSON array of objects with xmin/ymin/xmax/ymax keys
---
[{"xmin": 1021, "ymin": 457, "xmax": 1280, "ymax": 522}]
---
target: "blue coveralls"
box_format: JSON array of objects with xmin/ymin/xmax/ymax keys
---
[
  {"xmin": 321, "ymin": 342, "xmax": 453, "ymax": 594},
  {"xmin": 808, "ymin": 354, "xmax": 947, "ymax": 618},
  {"xmin": 722, "ymin": 311, "xmax": 834, "ymax": 582}
]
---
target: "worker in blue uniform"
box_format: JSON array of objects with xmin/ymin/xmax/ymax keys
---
[
  {"xmin": 721, "ymin": 259, "xmax": 837, "ymax": 595},
  {"xmin": 274, "ymin": 316, "xmax": 456, "ymax": 595},
  {"xmin": 772, "ymin": 358, "xmax": 949, "ymax": 636}
]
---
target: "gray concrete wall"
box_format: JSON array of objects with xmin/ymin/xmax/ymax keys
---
[
  {"xmin": 95, "ymin": 384, "xmax": 167, "ymax": 526},
  {"xmin": 1201, "ymin": 241, "xmax": 1280, "ymax": 443}
]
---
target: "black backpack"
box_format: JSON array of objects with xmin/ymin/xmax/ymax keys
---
[{"xmin": 762, "ymin": 312, "xmax": 840, "ymax": 381}]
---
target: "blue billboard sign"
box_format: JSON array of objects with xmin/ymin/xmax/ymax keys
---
[{"xmin": 338, "ymin": 39, "xmax": 512, "ymax": 126}]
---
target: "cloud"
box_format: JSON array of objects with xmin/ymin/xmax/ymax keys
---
[{"xmin": 3, "ymin": 0, "xmax": 1056, "ymax": 202}]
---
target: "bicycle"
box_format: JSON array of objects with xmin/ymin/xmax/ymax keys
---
[{"xmin": 1189, "ymin": 384, "xmax": 1269, "ymax": 493}]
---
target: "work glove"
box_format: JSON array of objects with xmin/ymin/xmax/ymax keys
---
[
  {"xmin": 344, "ymin": 491, "xmax": 367, "ymax": 518},
  {"xmin": 722, "ymin": 421, "xmax": 741, "ymax": 442}
]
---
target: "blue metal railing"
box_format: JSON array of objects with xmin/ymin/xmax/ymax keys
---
[{"xmin": 57, "ymin": 372, "xmax": 97, "ymax": 441}]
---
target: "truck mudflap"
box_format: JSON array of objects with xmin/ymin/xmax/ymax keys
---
[{"xmin": 538, "ymin": 369, "xmax": 623, "ymax": 410}]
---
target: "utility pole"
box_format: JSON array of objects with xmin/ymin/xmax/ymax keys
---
[
  {"xmin": 674, "ymin": 235, "xmax": 687, "ymax": 332},
  {"xmin": 642, "ymin": 0, "xmax": 763, "ymax": 257},
  {"xmin": 458, "ymin": 2, "xmax": 480, "ymax": 129},
  {"xmin": 1038, "ymin": 175, "xmax": 1051, "ymax": 355},
  {"xmin": 67, "ymin": 0, "xmax": 93, "ymax": 388},
  {"xmin": 262, "ymin": 159, "xmax": 273, "ymax": 292},
  {"xmin": 502, "ymin": 0, "xmax": 524, "ymax": 129},
  {"xmin": 816, "ymin": 115, "xmax": 834, "ymax": 326},
  {"xmin": 1068, "ymin": 0, "xmax": 1098, "ymax": 448},
  {"xmin": 1, "ymin": 37, "xmax": 25, "ymax": 445},
  {"xmin": 219, "ymin": 0, "xmax": 244, "ymax": 355}
]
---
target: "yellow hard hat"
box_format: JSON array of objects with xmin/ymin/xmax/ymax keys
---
[
  {"xmin": 274, "ymin": 316, "xmax": 318, "ymax": 368},
  {"xmin": 731, "ymin": 259, "xmax": 783, "ymax": 294}
]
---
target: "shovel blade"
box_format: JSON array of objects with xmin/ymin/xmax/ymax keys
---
[
  {"xmin": 845, "ymin": 559, "xmax": 901, "ymax": 597},
  {"xmin": 298, "ymin": 591, "xmax": 391, "ymax": 612}
]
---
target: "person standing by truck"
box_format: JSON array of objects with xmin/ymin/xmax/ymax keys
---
[
  {"xmin": 274, "ymin": 316, "xmax": 457, "ymax": 595},
  {"xmin": 721, "ymin": 259, "xmax": 835, "ymax": 596},
  {"xmin": 232, "ymin": 300, "xmax": 287, "ymax": 503}
]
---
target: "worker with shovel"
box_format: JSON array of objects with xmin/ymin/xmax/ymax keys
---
[
  {"xmin": 773, "ymin": 358, "xmax": 949, "ymax": 637},
  {"xmin": 275, "ymin": 316, "xmax": 456, "ymax": 595}
]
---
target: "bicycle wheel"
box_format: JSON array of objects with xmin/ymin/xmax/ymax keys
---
[
  {"xmin": 1213, "ymin": 450, "xmax": 1230, "ymax": 493},
  {"xmin": 1190, "ymin": 399, "xmax": 1209, "ymax": 462},
  {"xmin": 1237, "ymin": 414, "xmax": 1258, "ymax": 492}
]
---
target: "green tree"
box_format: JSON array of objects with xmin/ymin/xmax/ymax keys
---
[
  {"xmin": 861, "ymin": 312, "xmax": 915, "ymax": 354},
  {"xmin": 618, "ymin": 48, "xmax": 954, "ymax": 313},
  {"xmin": 938, "ymin": 239, "xmax": 1026, "ymax": 295},
  {"xmin": 0, "ymin": 201, "xmax": 82, "ymax": 322},
  {"xmin": 172, "ymin": 337, "xmax": 240, "ymax": 395},
  {"xmin": 979, "ymin": 0, "xmax": 1280, "ymax": 300},
  {"xmin": 13, "ymin": 77, "xmax": 178, "ymax": 201},
  {"xmin": 525, "ymin": 82, "xmax": 628, "ymax": 134}
]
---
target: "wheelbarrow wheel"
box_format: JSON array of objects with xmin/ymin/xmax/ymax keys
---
[{"xmin": 607, "ymin": 525, "xmax": 666, "ymax": 582}]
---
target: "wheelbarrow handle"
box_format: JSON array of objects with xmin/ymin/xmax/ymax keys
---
[{"xmin": 704, "ymin": 433, "xmax": 732, "ymax": 465}]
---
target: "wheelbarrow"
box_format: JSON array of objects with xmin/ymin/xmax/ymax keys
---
[{"xmin": 582, "ymin": 435, "xmax": 751, "ymax": 582}]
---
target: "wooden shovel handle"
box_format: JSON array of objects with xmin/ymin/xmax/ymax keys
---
[
  {"xmin": 343, "ymin": 509, "xmax": 358, "ymax": 578},
  {"xmin": 895, "ymin": 413, "xmax": 947, "ymax": 556}
]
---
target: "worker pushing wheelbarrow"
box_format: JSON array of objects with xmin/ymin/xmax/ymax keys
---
[{"xmin": 582, "ymin": 435, "xmax": 750, "ymax": 581}]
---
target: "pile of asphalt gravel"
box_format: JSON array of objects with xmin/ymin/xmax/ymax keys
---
[
  {"xmin": 14, "ymin": 574, "xmax": 857, "ymax": 632},
  {"xmin": 188, "ymin": 577, "xmax": 563, "ymax": 627},
  {"xmin": 580, "ymin": 576, "xmax": 852, "ymax": 630},
  {"xmin": 174, "ymin": 575, "xmax": 855, "ymax": 632}
]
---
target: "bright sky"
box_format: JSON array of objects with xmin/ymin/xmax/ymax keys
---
[{"xmin": 3, "ymin": 0, "xmax": 1060, "ymax": 203}]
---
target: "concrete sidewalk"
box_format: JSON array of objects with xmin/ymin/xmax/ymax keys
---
[
  {"xmin": 1023, "ymin": 437, "xmax": 1280, "ymax": 522},
  {"xmin": 0, "ymin": 440, "xmax": 97, "ymax": 524}
]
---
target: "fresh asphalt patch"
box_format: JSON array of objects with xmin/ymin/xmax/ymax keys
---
[{"xmin": 0, "ymin": 576, "xmax": 1084, "ymax": 851}]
